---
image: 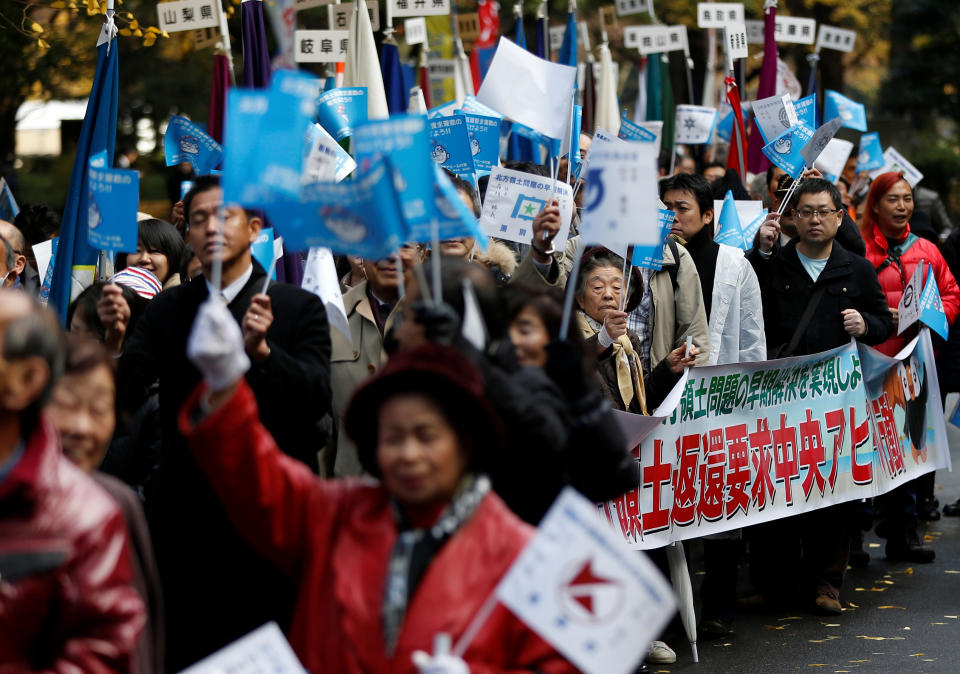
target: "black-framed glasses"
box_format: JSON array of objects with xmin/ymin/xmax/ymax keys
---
[{"xmin": 794, "ymin": 207, "xmax": 842, "ymax": 220}]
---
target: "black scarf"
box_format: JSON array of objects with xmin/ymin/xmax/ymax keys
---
[{"xmin": 684, "ymin": 225, "xmax": 720, "ymax": 322}]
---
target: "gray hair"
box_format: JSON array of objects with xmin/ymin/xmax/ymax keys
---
[
  {"xmin": 0, "ymin": 234, "xmax": 14, "ymax": 274},
  {"xmin": 2, "ymin": 293, "xmax": 66, "ymax": 410},
  {"xmin": 575, "ymin": 250, "xmax": 626, "ymax": 299}
]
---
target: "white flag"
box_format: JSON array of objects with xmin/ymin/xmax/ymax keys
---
[
  {"xmin": 673, "ymin": 105, "xmax": 718, "ymax": 145},
  {"xmin": 869, "ymin": 146, "xmax": 924, "ymax": 188},
  {"xmin": 476, "ymin": 37, "xmax": 577, "ymax": 141},
  {"xmin": 751, "ymin": 93, "xmax": 798, "ymax": 145},
  {"xmin": 495, "ymin": 488, "xmax": 675, "ymax": 674},
  {"xmin": 813, "ymin": 138, "xmax": 854, "ymax": 182},
  {"xmin": 594, "ymin": 42, "xmax": 621, "ymax": 137},
  {"xmin": 897, "ymin": 263, "xmax": 924, "ymax": 335},
  {"xmin": 301, "ymin": 247, "xmax": 352, "ymax": 343}
]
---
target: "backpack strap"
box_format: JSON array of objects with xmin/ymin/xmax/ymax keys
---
[{"xmin": 666, "ymin": 238, "xmax": 681, "ymax": 293}]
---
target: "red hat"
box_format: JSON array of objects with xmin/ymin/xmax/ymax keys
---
[{"xmin": 344, "ymin": 344, "xmax": 505, "ymax": 477}]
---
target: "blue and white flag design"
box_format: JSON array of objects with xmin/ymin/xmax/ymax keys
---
[
  {"xmin": 856, "ymin": 132, "xmax": 885, "ymax": 172},
  {"xmin": 714, "ymin": 190, "xmax": 746, "ymax": 250},
  {"xmin": 761, "ymin": 123, "xmax": 814, "ymax": 179},
  {"xmin": 87, "ymin": 157, "xmax": 139, "ymax": 253},
  {"xmin": 429, "ymin": 115, "xmax": 476, "ymax": 181},
  {"xmin": 824, "ymin": 90, "xmax": 867, "ymax": 132},
  {"xmin": 919, "ymin": 266, "xmax": 950, "ymax": 340},
  {"xmin": 164, "ymin": 115, "xmax": 223, "ymax": 176},
  {"xmin": 316, "ymin": 87, "xmax": 368, "ymax": 141}
]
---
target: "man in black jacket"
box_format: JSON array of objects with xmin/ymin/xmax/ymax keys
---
[
  {"xmin": 746, "ymin": 178, "xmax": 893, "ymax": 617},
  {"xmin": 115, "ymin": 175, "xmax": 332, "ymax": 669}
]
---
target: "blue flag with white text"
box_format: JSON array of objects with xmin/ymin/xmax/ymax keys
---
[
  {"xmin": 429, "ymin": 116, "xmax": 476, "ymax": 181},
  {"xmin": 856, "ymin": 132, "xmax": 885, "ymax": 172},
  {"xmin": 794, "ymin": 94, "xmax": 817, "ymax": 131},
  {"xmin": 824, "ymin": 90, "xmax": 867, "ymax": 132},
  {"xmin": 456, "ymin": 112, "xmax": 501, "ymax": 177},
  {"xmin": 762, "ymin": 123, "xmax": 814, "ymax": 179},
  {"xmin": 316, "ymin": 87, "xmax": 368, "ymax": 141},
  {"xmin": 87, "ymin": 158, "xmax": 139, "ymax": 252},
  {"xmin": 164, "ymin": 115, "xmax": 223, "ymax": 175}
]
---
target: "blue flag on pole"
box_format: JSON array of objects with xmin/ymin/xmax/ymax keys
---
[
  {"xmin": 714, "ymin": 191, "xmax": 746, "ymax": 250},
  {"xmin": 429, "ymin": 116, "xmax": 476, "ymax": 180},
  {"xmin": 558, "ymin": 10, "xmax": 578, "ymax": 69},
  {"xmin": 164, "ymin": 116, "xmax": 223, "ymax": 175},
  {"xmin": 264, "ymin": 159, "xmax": 405, "ymax": 258},
  {"xmin": 824, "ymin": 90, "xmax": 868, "ymax": 132},
  {"xmin": 761, "ymin": 124, "xmax": 814, "ymax": 179},
  {"xmin": 87, "ymin": 159, "xmax": 139, "ymax": 253},
  {"xmin": 316, "ymin": 87, "xmax": 368, "ymax": 141},
  {"xmin": 249, "ymin": 227, "xmax": 277, "ymax": 280},
  {"xmin": 0, "ymin": 178, "xmax": 19, "ymax": 221},
  {"xmin": 456, "ymin": 112, "xmax": 501, "ymax": 177},
  {"xmin": 619, "ymin": 115, "xmax": 659, "ymax": 143},
  {"xmin": 50, "ymin": 35, "xmax": 119, "ymax": 322},
  {"xmin": 856, "ymin": 132, "xmax": 885, "ymax": 172},
  {"xmin": 919, "ymin": 266, "xmax": 950, "ymax": 340},
  {"xmin": 631, "ymin": 209, "xmax": 674, "ymax": 271},
  {"xmin": 409, "ymin": 164, "xmax": 488, "ymax": 245},
  {"xmin": 794, "ymin": 94, "xmax": 817, "ymax": 131}
]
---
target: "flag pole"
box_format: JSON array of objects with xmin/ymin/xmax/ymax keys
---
[
  {"xmin": 218, "ymin": 0, "xmax": 236, "ymax": 84},
  {"xmin": 775, "ymin": 176, "xmax": 802, "ymax": 216},
  {"xmin": 558, "ymin": 239, "xmax": 586, "ymax": 338},
  {"xmin": 430, "ymin": 218, "xmax": 442, "ymax": 305}
]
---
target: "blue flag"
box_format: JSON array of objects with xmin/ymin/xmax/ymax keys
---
[
  {"xmin": 460, "ymin": 95, "xmax": 503, "ymax": 119},
  {"xmin": 456, "ymin": 112, "xmax": 501, "ymax": 177},
  {"xmin": 824, "ymin": 90, "xmax": 867, "ymax": 132},
  {"xmin": 619, "ymin": 115, "xmax": 659, "ymax": 143},
  {"xmin": 410, "ymin": 164, "xmax": 488, "ymax": 245},
  {"xmin": 264, "ymin": 159, "xmax": 405, "ymax": 258},
  {"xmin": 857, "ymin": 132, "xmax": 885, "ymax": 172},
  {"xmin": 353, "ymin": 114, "xmax": 433, "ymax": 236},
  {"xmin": 0, "ymin": 178, "xmax": 19, "ymax": 221},
  {"xmin": 714, "ymin": 191, "xmax": 746, "ymax": 250},
  {"xmin": 762, "ymin": 124, "xmax": 814, "ymax": 179},
  {"xmin": 632, "ymin": 209, "xmax": 674, "ymax": 271},
  {"xmin": 50, "ymin": 37, "xmax": 119, "ymax": 322},
  {"xmin": 164, "ymin": 115, "xmax": 223, "ymax": 175},
  {"xmin": 569, "ymin": 104, "xmax": 582, "ymax": 177},
  {"xmin": 919, "ymin": 266, "xmax": 950, "ymax": 340},
  {"xmin": 316, "ymin": 87, "xmax": 368, "ymax": 141},
  {"xmin": 558, "ymin": 10, "xmax": 578, "ymax": 69},
  {"xmin": 428, "ymin": 101, "xmax": 460, "ymax": 119},
  {"xmin": 743, "ymin": 209, "xmax": 769, "ymax": 247},
  {"xmin": 429, "ymin": 116, "xmax": 476, "ymax": 181},
  {"xmin": 794, "ymin": 94, "xmax": 817, "ymax": 131},
  {"xmin": 250, "ymin": 227, "xmax": 277, "ymax": 280},
  {"xmin": 87, "ymin": 158, "xmax": 139, "ymax": 253},
  {"xmin": 223, "ymin": 71, "xmax": 317, "ymax": 207}
]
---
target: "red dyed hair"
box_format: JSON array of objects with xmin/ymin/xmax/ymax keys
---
[{"xmin": 863, "ymin": 171, "xmax": 909, "ymax": 235}]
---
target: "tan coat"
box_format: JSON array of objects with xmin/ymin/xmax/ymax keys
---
[
  {"xmin": 328, "ymin": 281, "xmax": 400, "ymax": 477},
  {"xmin": 511, "ymin": 236, "xmax": 710, "ymax": 369}
]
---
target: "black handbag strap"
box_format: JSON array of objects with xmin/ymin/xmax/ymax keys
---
[{"xmin": 783, "ymin": 284, "xmax": 827, "ymax": 357}]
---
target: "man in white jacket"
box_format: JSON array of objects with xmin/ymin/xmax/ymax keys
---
[{"xmin": 660, "ymin": 173, "xmax": 766, "ymax": 639}]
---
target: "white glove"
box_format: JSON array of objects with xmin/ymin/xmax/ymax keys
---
[
  {"xmin": 187, "ymin": 296, "xmax": 251, "ymax": 391},
  {"xmin": 411, "ymin": 634, "xmax": 469, "ymax": 674}
]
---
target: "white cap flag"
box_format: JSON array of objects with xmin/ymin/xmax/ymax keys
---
[
  {"xmin": 495, "ymin": 488, "xmax": 675, "ymax": 674},
  {"xmin": 579, "ymin": 142, "xmax": 660, "ymax": 254},
  {"xmin": 869, "ymin": 146, "xmax": 924, "ymax": 188},
  {"xmin": 751, "ymin": 93, "xmax": 798, "ymax": 145},
  {"xmin": 301, "ymin": 247, "xmax": 352, "ymax": 343},
  {"xmin": 594, "ymin": 42, "xmax": 621, "ymax": 137},
  {"xmin": 476, "ymin": 37, "xmax": 577, "ymax": 141},
  {"xmin": 813, "ymin": 138, "xmax": 854, "ymax": 182},
  {"xmin": 344, "ymin": 1, "xmax": 389, "ymax": 120},
  {"xmin": 673, "ymin": 105, "xmax": 718, "ymax": 145}
]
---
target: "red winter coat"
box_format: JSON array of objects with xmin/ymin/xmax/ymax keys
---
[
  {"xmin": 863, "ymin": 223, "xmax": 960, "ymax": 356},
  {"xmin": 0, "ymin": 418, "xmax": 145, "ymax": 673},
  {"xmin": 180, "ymin": 381, "xmax": 574, "ymax": 674}
]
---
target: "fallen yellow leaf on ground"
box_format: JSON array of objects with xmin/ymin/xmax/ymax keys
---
[
  {"xmin": 877, "ymin": 606, "xmax": 906, "ymax": 610},
  {"xmin": 764, "ymin": 625, "xmax": 787, "ymax": 630}
]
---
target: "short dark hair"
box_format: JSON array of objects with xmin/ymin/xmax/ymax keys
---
[
  {"xmin": 64, "ymin": 333, "xmax": 116, "ymax": 379},
  {"xmin": 14, "ymin": 203, "xmax": 60, "ymax": 246},
  {"xmin": 68, "ymin": 283, "xmax": 147, "ymax": 344},
  {"xmin": 182, "ymin": 174, "xmax": 222, "ymax": 222},
  {"xmin": 3, "ymin": 293, "xmax": 66, "ymax": 426},
  {"xmin": 660, "ymin": 173, "xmax": 715, "ymax": 223},
  {"xmin": 766, "ymin": 164, "xmax": 783, "ymax": 191},
  {"xmin": 443, "ymin": 169, "xmax": 480, "ymax": 217},
  {"xmin": 794, "ymin": 178, "xmax": 843, "ymax": 211},
  {"xmin": 116, "ymin": 218, "xmax": 185, "ymax": 283},
  {"xmin": 704, "ymin": 161, "xmax": 726, "ymax": 172}
]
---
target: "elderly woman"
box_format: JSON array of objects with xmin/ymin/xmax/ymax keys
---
[
  {"xmin": 179, "ymin": 298, "xmax": 571, "ymax": 673},
  {"xmin": 574, "ymin": 248, "xmax": 695, "ymax": 414}
]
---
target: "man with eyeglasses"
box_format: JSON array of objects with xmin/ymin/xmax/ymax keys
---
[{"xmin": 746, "ymin": 178, "xmax": 893, "ymax": 618}]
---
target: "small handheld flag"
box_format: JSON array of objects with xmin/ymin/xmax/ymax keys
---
[
  {"xmin": 824, "ymin": 90, "xmax": 867, "ymax": 132},
  {"xmin": 714, "ymin": 191, "xmax": 746, "ymax": 250},
  {"xmin": 919, "ymin": 266, "xmax": 950, "ymax": 340},
  {"xmin": 164, "ymin": 116, "xmax": 223, "ymax": 176}
]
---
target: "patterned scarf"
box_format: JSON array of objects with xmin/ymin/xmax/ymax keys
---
[
  {"xmin": 382, "ymin": 474, "xmax": 491, "ymax": 653},
  {"xmin": 578, "ymin": 311, "xmax": 648, "ymax": 414}
]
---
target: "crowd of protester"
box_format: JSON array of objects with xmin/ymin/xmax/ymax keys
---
[{"xmin": 1, "ymin": 139, "xmax": 959, "ymax": 672}]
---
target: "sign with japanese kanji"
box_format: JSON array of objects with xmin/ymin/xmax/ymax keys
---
[
  {"xmin": 722, "ymin": 22, "xmax": 748, "ymax": 61},
  {"xmin": 745, "ymin": 19, "xmax": 764, "ymax": 44},
  {"xmin": 624, "ymin": 25, "xmax": 671, "ymax": 55},
  {"xmin": 330, "ymin": 1, "xmax": 380, "ymax": 32},
  {"xmin": 295, "ymin": 0, "xmax": 336, "ymax": 10},
  {"xmin": 295, "ymin": 29, "xmax": 348, "ymax": 62},
  {"xmin": 773, "ymin": 15, "xmax": 816, "ymax": 44},
  {"xmin": 156, "ymin": 0, "xmax": 220, "ymax": 34},
  {"xmin": 404, "ymin": 17, "xmax": 427, "ymax": 45},
  {"xmin": 390, "ymin": 0, "xmax": 450, "ymax": 19},
  {"xmin": 614, "ymin": 0, "xmax": 649, "ymax": 17},
  {"xmin": 549, "ymin": 25, "xmax": 565, "ymax": 52},
  {"xmin": 665, "ymin": 25, "xmax": 689, "ymax": 54},
  {"xmin": 457, "ymin": 12, "xmax": 480, "ymax": 41},
  {"xmin": 479, "ymin": 166, "xmax": 574, "ymax": 248},
  {"xmin": 697, "ymin": 2, "xmax": 744, "ymax": 29},
  {"xmin": 191, "ymin": 26, "xmax": 220, "ymax": 49},
  {"xmin": 602, "ymin": 331, "xmax": 951, "ymax": 550},
  {"xmin": 815, "ymin": 24, "xmax": 856, "ymax": 52}
]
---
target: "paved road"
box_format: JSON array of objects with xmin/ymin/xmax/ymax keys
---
[{"xmin": 663, "ymin": 394, "xmax": 960, "ymax": 674}]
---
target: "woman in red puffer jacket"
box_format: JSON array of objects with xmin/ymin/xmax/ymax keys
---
[{"xmin": 862, "ymin": 172, "xmax": 960, "ymax": 356}]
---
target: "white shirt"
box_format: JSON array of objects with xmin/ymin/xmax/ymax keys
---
[{"xmin": 205, "ymin": 263, "xmax": 253, "ymax": 305}]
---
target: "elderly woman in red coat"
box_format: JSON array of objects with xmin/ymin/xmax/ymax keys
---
[{"xmin": 179, "ymin": 297, "xmax": 573, "ymax": 673}]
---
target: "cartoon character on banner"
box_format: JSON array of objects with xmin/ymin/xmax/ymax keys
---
[
  {"xmin": 881, "ymin": 354, "xmax": 928, "ymax": 463},
  {"xmin": 180, "ymin": 135, "xmax": 200, "ymax": 156},
  {"xmin": 470, "ymin": 132, "xmax": 481, "ymax": 156},
  {"xmin": 431, "ymin": 143, "xmax": 450, "ymax": 165},
  {"xmin": 773, "ymin": 134, "xmax": 793, "ymax": 155}
]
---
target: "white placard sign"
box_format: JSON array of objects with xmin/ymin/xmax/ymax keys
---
[
  {"xmin": 495, "ymin": 488, "xmax": 676, "ymax": 674},
  {"xmin": 697, "ymin": 2, "xmax": 744, "ymax": 29},
  {"xmin": 480, "ymin": 167, "xmax": 574, "ymax": 249},
  {"xmin": 615, "ymin": 0, "xmax": 650, "ymax": 18},
  {"xmin": 897, "ymin": 264, "xmax": 924, "ymax": 335},
  {"xmin": 815, "ymin": 24, "xmax": 856, "ymax": 52},
  {"xmin": 665, "ymin": 25, "xmax": 689, "ymax": 54},
  {"xmin": 813, "ymin": 138, "xmax": 854, "ymax": 181},
  {"xmin": 404, "ymin": 17, "xmax": 427, "ymax": 45},
  {"xmin": 179, "ymin": 623, "xmax": 304, "ymax": 674},
  {"xmin": 869, "ymin": 147, "xmax": 924, "ymax": 188},
  {"xmin": 550, "ymin": 25, "xmax": 566, "ymax": 52},
  {"xmin": 745, "ymin": 19, "xmax": 764, "ymax": 44},
  {"xmin": 329, "ymin": 1, "xmax": 379, "ymax": 32},
  {"xmin": 295, "ymin": 30, "xmax": 348, "ymax": 62},
  {"xmin": 156, "ymin": 0, "xmax": 220, "ymax": 34},
  {"xmin": 624, "ymin": 26, "xmax": 671, "ymax": 55},
  {"xmin": 712, "ymin": 199, "xmax": 765, "ymax": 235},
  {"xmin": 428, "ymin": 59, "xmax": 457, "ymax": 80},
  {"xmin": 722, "ymin": 22, "xmax": 748, "ymax": 60},
  {"xmin": 295, "ymin": 0, "xmax": 336, "ymax": 10},
  {"xmin": 752, "ymin": 93, "xmax": 798, "ymax": 144},
  {"xmin": 390, "ymin": 0, "xmax": 450, "ymax": 18},
  {"xmin": 774, "ymin": 16, "xmax": 816, "ymax": 44}
]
